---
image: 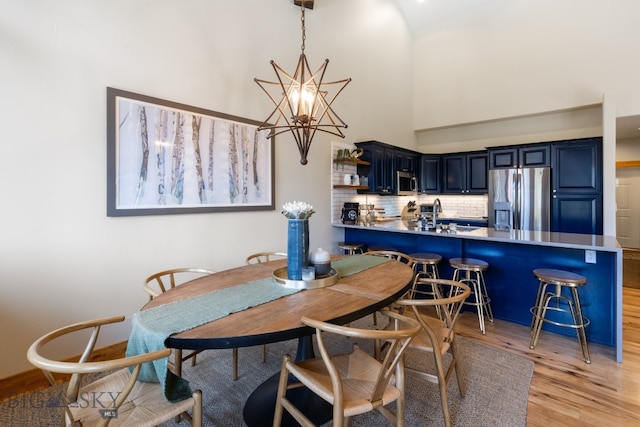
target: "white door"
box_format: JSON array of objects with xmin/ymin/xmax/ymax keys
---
[{"xmin": 616, "ymin": 169, "xmax": 640, "ymax": 249}]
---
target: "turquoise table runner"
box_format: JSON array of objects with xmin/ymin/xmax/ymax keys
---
[{"xmin": 126, "ymin": 255, "xmax": 391, "ymax": 401}]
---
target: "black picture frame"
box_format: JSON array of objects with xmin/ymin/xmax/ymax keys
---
[{"xmin": 107, "ymin": 87, "xmax": 275, "ymax": 216}]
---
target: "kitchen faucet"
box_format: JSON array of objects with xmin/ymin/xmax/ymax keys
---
[
  {"xmin": 433, "ymin": 198, "xmax": 442, "ymax": 215},
  {"xmin": 431, "ymin": 198, "xmax": 442, "ymax": 229}
]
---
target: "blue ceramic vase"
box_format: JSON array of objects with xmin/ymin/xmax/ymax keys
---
[{"xmin": 287, "ymin": 219, "xmax": 309, "ymax": 280}]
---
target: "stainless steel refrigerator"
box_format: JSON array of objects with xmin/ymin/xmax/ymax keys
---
[{"xmin": 488, "ymin": 167, "xmax": 551, "ymax": 231}]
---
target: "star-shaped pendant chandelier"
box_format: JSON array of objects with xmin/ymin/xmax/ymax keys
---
[{"xmin": 254, "ymin": 0, "xmax": 351, "ymax": 165}]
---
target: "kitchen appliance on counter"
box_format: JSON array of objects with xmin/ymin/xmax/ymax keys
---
[
  {"xmin": 400, "ymin": 201, "xmax": 417, "ymax": 219},
  {"xmin": 396, "ymin": 170, "xmax": 417, "ymax": 195},
  {"xmin": 488, "ymin": 167, "xmax": 551, "ymax": 231},
  {"xmin": 341, "ymin": 202, "xmax": 359, "ymax": 225},
  {"xmin": 418, "ymin": 199, "xmax": 441, "ymax": 230}
]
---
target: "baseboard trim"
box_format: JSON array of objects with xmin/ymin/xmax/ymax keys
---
[{"xmin": 0, "ymin": 341, "xmax": 127, "ymax": 401}]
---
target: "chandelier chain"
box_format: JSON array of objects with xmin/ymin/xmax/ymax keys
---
[{"xmin": 300, "ymin": 2, "xmax": 306, "ymax": 53}]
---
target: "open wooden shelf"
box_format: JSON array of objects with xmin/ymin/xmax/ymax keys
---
[{"xmin": 334, "ymin": 158, "xmax": 370, "ymax": 166}]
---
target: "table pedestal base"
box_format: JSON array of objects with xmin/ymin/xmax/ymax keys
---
[{"xmin": 243, "ymin": 335, "xmax": 332, "ymax": 427}]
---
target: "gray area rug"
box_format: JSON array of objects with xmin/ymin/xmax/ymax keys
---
[{"xmin": 1, "ymin": 318, "xmax": 533, "ymax": 426}]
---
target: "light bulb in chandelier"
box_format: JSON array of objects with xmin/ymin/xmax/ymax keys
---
[{"xmin": 290, "ymin": 85, "xmax": 316, "ymax": 124}]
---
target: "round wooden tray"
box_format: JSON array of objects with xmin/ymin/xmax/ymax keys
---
[{"xmin": 273, "ymin": 267, "xmax": 339, "ymax": 289}]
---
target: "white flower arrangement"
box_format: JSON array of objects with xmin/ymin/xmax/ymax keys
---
[{"xmin": 281, "ymin": 201, "xmax": 316, "ymax": 219}]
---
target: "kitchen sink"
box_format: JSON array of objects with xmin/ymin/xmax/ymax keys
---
[{"xmin": 455, "ymin": 225, "xmax": 479, "ymax": 231}]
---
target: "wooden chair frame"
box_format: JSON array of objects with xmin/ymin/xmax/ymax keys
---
[
  {"xmin": 393, "ymin": 278, "xmax": 471, "ymax": 427},
  {"xmin": 27, "ymin": 315, "xmax": 202, "ymax": 427},
  {"xmin": 272, "ymin": 311, "xmax": 421, "ymax": 427},
  {"xmin": 143, "ymin": 267, "xmax": 215, "ymax": 299},
  {"xmin": 245, "ymin": 251, "xmax": 287, "ymax": 264},
  {"xmin": 364, "ymin": 250, "xmax": 416, "ymax": 271},
  {"xmin": 363, "ymin": 250, "xmax": 417, "ymax": 325},
  {"xmin": 143, "ymin": 268, "xmax": 215, "ymax": 379}
]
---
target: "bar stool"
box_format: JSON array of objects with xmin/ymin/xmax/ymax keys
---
[
  {"xmin": 410, "ymin": 252, "xmax": 442, "ymax": 280},
  {"xmin": 529, "ymin": 268, "xmax": 591, "ymax": 364},
  {"xmin": 337, "ymin": 242, "xmax": 364, "ymax": 255},
  {"xmin": 409, "ymin": 252, "xmax": 444, "ymax": 317},
  {"xmin": 449, "ymin": 257, "xmax": 493, "ymax": 334}
]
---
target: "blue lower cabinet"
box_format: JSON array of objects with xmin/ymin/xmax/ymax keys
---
[
  {"xmin": 345, "ymin": 228, "xmax": 615, "ymax": 347},
  {"xmin": 552, "ymin": 194, "xmax": 603, "ymax": 235}
]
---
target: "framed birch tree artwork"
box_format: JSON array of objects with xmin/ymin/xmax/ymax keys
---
[{"xmin": 107, "ymin": 87, "xmax": 275, "ymax": 216}]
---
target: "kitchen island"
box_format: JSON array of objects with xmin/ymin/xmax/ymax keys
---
[{"xmin": 334, "ymin": 219, "xmax": 623, "ymax": 362}]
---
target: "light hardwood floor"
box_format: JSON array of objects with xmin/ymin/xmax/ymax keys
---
[
  {"xmin": 5, "ymin": 290, "xmax": 640, "ymax": 426},
  {"xmin": 455, "ymin": 286, "xmax": 640, "ymax": 427}
]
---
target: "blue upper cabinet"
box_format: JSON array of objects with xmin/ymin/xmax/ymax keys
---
[
  {"xmin": 442, "ymin": 151, "xmax": 488, "ymax": 194},
  {"xmin": 356, "ymin": 141, "xmax": 390, "ymax": 194},
  {"xmin": 551, "ymin": 137, "xmax": 603, "ymax": 234},
  {"xmin": 467, "ymin": 152, "xmax": 489, "ymax": 193},
  {"xmin": 394, "ymin": 148, "xmax": 417, "ymax": 172},
  {"xmin": 552, "ymin": 138, "xmax": 602, "ymax": 193},
  {"xmin": 419, "ymin": 155, "xmax": 441, "ymax": 193},
  {"xmin": 489, "ymin": 144, "xmax": 551, "ymax": 169},
  {"xmin": 356, "ymin": 140, "xmax": 418, "ymax": 194}
]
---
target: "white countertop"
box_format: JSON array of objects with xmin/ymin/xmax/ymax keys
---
[{"xmin": 334, "ymin": 219, "xmax": 621, "ymax": 253}]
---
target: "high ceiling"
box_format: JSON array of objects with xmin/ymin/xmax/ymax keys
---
[
  {"xmin": 392, "ymin": 0, "xmax": 640, "ymax": 141},
  {"xmin": 393, "ymin": 0, "xmax": 480, "ymax": 36}
]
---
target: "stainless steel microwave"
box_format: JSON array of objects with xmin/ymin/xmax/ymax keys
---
[{"xmin": 396, "ymin": 171, "xmax": 417, "ymax": 195}]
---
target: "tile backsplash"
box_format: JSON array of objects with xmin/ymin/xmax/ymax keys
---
[
  {"xmin": 331, "ymin": 141, "xmax": 488, "ymax": 223},
  {"xmin": 333, "ymin": 193, "xmax": 488, "ymax": 222}
]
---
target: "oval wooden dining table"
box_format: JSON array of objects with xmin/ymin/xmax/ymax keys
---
[{"xmin": 141, "ymin": 255, "xmax": 414, "ymax": 426}]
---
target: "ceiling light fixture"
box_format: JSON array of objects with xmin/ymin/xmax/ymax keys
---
[{"xmin": 254, "ymin": 0, "xmax": 351, "ymax": 165}]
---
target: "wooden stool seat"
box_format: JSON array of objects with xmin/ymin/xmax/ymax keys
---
[
  {"xmin": 449, "ymin": 257, "xmax": 488, "ymax": 271},
  {"xmin": 533, "ymin": 268, "xmax": 587, "ymax": 286},
  {"xmin": 410, "ymin": 252, "xmax": 443, "ymax": 264},
  {"xmin": 449, "ymin": 257, "xmax": 493, "ymax": 334},
  {"xmin": 410, "ymin": 252, "xmax": 442, "ymax": 280},
  {"xmin": 530, "ymin": 268, "xmax": 590, "ymax": 363},
  {"xmin": 338, "ymin": 242, "xmax": 364, "ymax": 255}
]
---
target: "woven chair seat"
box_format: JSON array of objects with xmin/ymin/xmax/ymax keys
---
[
  {"xmin": 287, "ymin": 347, "xmax": 402, "ymax": 417},
  {"xmin": 69, "ymin": 368, "xmax": 196, "ymax": 426}
]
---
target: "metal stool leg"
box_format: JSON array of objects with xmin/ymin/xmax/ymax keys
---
[
  {"xmin": 413, "ymin": 263, "xmax": 443, "ymax": 318},
  {"xmin": 478, "ymin": 270, "xmax": 493, "ymax": 322},
  {"xmin": 530, "ymin": 280, "xmax": 546, "ymax": 331},
  {"xmin": 452, "ymin": 267, "xmax": 491, "ymax": 334},
  {"xmin": 530, "ymin": 284, "xmax": 551, "ymax": 349},
  {"xmin": 469, "ymin": 270, "xmax": 486, "ymax": 334},
  {"xmin": 571, "ymin": 287, "xmax": 591, "ymax": 363}
]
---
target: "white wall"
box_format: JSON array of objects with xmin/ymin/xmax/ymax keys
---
[
  {"xmin": 412, "ymin": 0, "xmax": 640, "ymax": 132},
  {"xmin": 408, "ymin": 0, "xmax": 640, "ymax": 237},
  {"xmin": 0, "ymin": 0, "xmax": 413, "ymax": 378},
  {"xmin": 617, "ymin": 138, "xmax": 640, "ymax": 161}
]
